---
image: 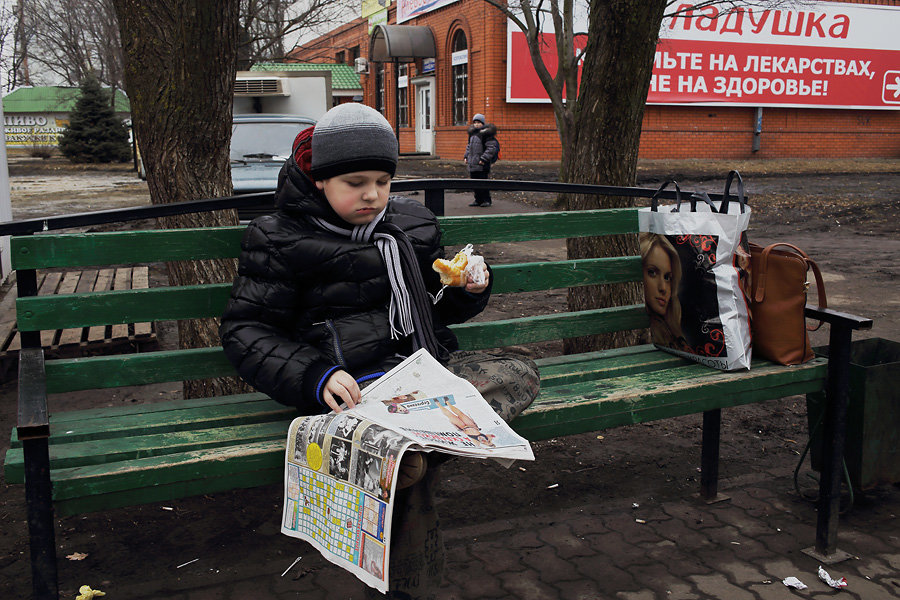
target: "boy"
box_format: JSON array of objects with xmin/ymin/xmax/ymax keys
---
[
  {"xmin": 220, "ymin": 104, "xmax": 538, "ymax": 594},
  {"xmin": 220, "ymin": 103, "xmax": 536, "ymax": 419}
]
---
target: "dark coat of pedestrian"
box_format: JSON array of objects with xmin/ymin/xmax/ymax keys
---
[{"xmin": 463, "ymin": 113, "xmax": 499, "ymax": 207}]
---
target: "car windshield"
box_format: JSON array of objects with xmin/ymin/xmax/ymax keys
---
[{"xmin": 230, "ymin": 121, "xmax": 310, "ymax": 162}]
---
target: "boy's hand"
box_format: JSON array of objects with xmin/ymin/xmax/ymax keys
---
[
  {"xmin": 465, "ymin": 264, "xmax": 490, "ymax": 294},
  {"xmin": 323, "ymin": 370, "xmax": 360, "ymax": 413}
]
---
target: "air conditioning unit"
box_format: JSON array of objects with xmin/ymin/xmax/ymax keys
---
[
  {"xmin": 355, "ymin": 57, "xmax": 369, "ymax": 74},
  {"xmin": 234, "ymin": 77, "xmax": 289, "ymax": 97}
]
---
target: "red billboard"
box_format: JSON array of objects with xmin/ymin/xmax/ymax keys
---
[{"xmin": 506, "ymin": 2, "xmax": 900, "ymax": 109}]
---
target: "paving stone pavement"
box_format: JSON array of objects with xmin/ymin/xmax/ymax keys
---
[{"xmin": 148, "ymin": 465, "xmax": 899, "ymax": 600}]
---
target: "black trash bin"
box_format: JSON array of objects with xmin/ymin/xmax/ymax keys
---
[{"xmin": 806, "ymin": 337, "xmax": 900, "ymax": 491}]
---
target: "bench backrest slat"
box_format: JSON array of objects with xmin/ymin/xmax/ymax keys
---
[
  {"xmin": 15, "ymin": 256, "xmax": 641, "ymax": 331},
  {"xmin": 12, "ymin": 228, "xmax": 246, "ymax": 270},
  {"xmin": 11, "ymin": 209, "xmax": 638, "ymax": 270},
  {"xmin": 439, "ymin": 209, "xmax": 638, "ymax": 245}
]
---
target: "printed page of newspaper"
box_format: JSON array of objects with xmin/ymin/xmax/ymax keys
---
[
  {"xmin": 281, "ymin": 412, "xmax": 412, "ymax": 592},
  {"xmin": 281, "ymin": 349, "xmax": 533, "ymax": 591},
  {"xmin": 351, "ymin": 349, "xmax": 534, "ymax": 461}
]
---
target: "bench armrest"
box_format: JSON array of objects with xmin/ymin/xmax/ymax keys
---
[
  {"xmin": 805, "ymin": 305, "xmax": 873, "ymax": 331},
  {"xmin": 17, "ymin": 348, "xmax": 50, "ymax": 440}
]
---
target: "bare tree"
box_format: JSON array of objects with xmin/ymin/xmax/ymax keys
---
[
  {"xmin": 3, "ymin": 0, "xmax": 35, "ymax": 90},
  {"xmin": 238, "ymin": 0, "xmax": 357, "ymax": 67},
  {"xmin": 24, "ymin": 0, "xmax": 125, "ymax": 90},
  {"xmin": 13, "ymin": 0, "xmax": 354, "ymax": 92},
  {"xmin": 112, "ymin": 0, "xmax": 244, "ymax": 399}
]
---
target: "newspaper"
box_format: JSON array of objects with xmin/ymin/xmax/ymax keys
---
[{"xmin": 281, "ymin": 349, "xmax": 534, "ymax": 591}]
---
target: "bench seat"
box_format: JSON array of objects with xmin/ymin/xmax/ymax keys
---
[{"xmin": 4, "ymin": 345, "xmax": 826, "ymax": 516}]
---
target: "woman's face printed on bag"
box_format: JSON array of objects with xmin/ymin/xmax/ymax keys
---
[{"xmin": 643, "ymin": 245, "xmax": 673, "ymax": 317}]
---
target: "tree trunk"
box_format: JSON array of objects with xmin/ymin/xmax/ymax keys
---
[
  {"xmin": 559, "ymin": 0, "xmax": 667, "ymax": 354},
  {"xmin": 113, "ymin": 0, "xmax": 247, "ymax": 398}
]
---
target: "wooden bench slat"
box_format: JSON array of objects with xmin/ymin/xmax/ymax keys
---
[
  {"xmin": 37, "ymin": 272, "xmax": 63, "ymax": 347},
  {"xmin": 42, "ymin": 392, "xmax": 269, "ymax": 424},
  {"xmin": 537, "ymin": 345, "xmax": 692, "ymax": 387},
  {"xmin": 454, "ymin": 304, "xmax": 649, "ymax": 349},
  {"xmin": 49, "ymin": 438, "xmax": 285, "ymax": 506},
  {"xmin": 514, "ymin": 359, "xmax": 829, "ymax": 441},
  {"xmin": 11, "ymin": 227, "xmax": 246, "ymax": 270},
  {"xmin": 85, "ymin": 268, "xmax": 114, "ymax": 344},
  {"xmin": 439, "ymin": 209, "xmax": 639, "ymax": 245},
  {"xmin": 10, "ymin": 211, "xmax": 639, "ymax": 270},
  {"xmin": 19, "ymin": 397, "xmax": 292, "ymax": 446},
  {"xmin": 15, "ymin": 284, "xmax": 232, "ymax": 332},
  {"xmin": 491, "ymin": 257, "xmax": 640, "ymax": 294},
  {"xmin": 42, "ymin": 347, "xmax": 236, "ymax": 393},
  {"xmin": 0, "ymin": 273, "xmax": 22, "ymax": 352},
  {"xmin": 4, "ymin": 420, "xmax": 291, "ymax": 483},
  {"xmin": 54, "ymin": 271, "xmax": 87, "ymax": 347},
  {"xmin": 130, "ymin": 267, "xmax": 153, "ymax": 337},
  {"xmin": 110, "ymin": 268, "xmax": 132, "ymax": 340}
]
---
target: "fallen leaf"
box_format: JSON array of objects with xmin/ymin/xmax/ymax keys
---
[{"xmin": 66, "ymin": 552, "xmax": 88, "ymax": 561}]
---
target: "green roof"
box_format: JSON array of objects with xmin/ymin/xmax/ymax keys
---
[
  {"xmin": 252, "ymin": 62, "xmax": 361, "ymax": 90},
  {"xmin": 2, "ymin": 86, "xmax": 130, "ymax": 113}
]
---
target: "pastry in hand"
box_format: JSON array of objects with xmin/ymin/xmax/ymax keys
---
[{"xmin": 432, "ymin": 250, "xmax": 469, "ymax": 287}]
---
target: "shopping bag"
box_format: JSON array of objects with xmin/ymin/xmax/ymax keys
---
[{"xmin": 637, "ymin": 171, "xmax": 753, "ymax": 371}]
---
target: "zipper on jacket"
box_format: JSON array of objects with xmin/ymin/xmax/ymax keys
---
[{"xmin": 324, "ymin": 319, "xmax": 347, "ymax": 367}]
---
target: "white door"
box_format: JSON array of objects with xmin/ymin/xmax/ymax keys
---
[{"xmin": 415, "ymin": 80, "xmax": 434, "ymax": 154}]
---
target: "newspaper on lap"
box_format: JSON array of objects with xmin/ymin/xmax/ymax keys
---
[{"xmin": 281, "ymin": 349, "xmax": 533, "ymax": 592}]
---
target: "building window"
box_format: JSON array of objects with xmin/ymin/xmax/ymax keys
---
[
  {"xmin": 451, "ymin": 31, "xmax": 468, "ymax": 126},
  {"xmin": 336, "ymin": 50, "xmax": 345, "ymax": 64},
  {"xmin": 375, "ymin": 63, "xmax": 386, "ymax": 114},
  {"xmin": 398, "ymin": 64, "xmax": 409, "ymax": 127},
  {"xmin": 350, "ymin": 46, "xmax": 360, "ymax": 62}
]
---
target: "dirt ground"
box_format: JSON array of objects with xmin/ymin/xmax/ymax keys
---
[{"xmin": 0, "ymin": 155, "xmax": 898, "ymax": 598}]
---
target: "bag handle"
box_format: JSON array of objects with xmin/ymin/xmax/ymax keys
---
[
  {"xmin": 650, "ymin": 180, "xmax": 719, "ymax": 213},
  {"xmin": 754, "ymin": 242, "xmax": 827, "ymax": 330},
  {"xmin": 720, "ymin": 170, "xmax": 747, "ymax": 214},
  {"xmin": 650, "ymin": 180, "xmax": 681, "ymax": 212},
  {"xmin": 680, "ymin": 191, "xmax": 719, "ymax": 213}
]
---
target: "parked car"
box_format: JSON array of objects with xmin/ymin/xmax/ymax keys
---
[
  {"xmin": 230, "ymin": 113, "xmax": 317, "ymax": 219},
  {"xmin": 135, "ymin": 113, "xmax": 316, "ymax": 219}
]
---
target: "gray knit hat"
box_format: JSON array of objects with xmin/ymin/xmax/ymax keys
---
[
  {"xmin": 310, "ymin": 103, "xmax": 399, "ymax": 180},
  {"xmin": 473, "ymin": 113, "xmax": 486, "ymax": 124}
]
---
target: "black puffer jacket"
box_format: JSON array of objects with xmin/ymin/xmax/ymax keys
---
[
  {"xmin": 464, "ymin": 123, "xmax": 499, "ymax": 173},
  {"xmin": 219, "ymin": 157, "xmax": 491, "ymax": 414}
]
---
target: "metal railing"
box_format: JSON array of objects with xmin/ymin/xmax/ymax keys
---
[{"xmin": 0, "ymin": 179, "xmax": 738, "ymax": 235}]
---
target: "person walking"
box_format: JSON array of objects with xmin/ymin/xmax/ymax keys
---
[{"xmin": 463, "ymin": 113, "xmax": 499, "ymax": 207}]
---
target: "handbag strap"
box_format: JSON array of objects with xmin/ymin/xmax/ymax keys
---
[{"xmin": 754, "ymin": 242, "xmax": 827, "ymax": 331}]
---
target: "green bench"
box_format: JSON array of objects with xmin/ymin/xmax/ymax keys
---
[{"xmin": 2, "ymin": 180, "xmax": 871, "ymax": 598}]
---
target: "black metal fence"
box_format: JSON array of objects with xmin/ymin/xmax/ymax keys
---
[{"xmin": 0, "ymin": 179, "xmax": 737, "ymax": 236}]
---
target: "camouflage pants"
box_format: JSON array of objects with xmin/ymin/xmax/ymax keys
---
[{"xmin": 370, "ymin": 351, "xmax": 540, "ymax": 598}]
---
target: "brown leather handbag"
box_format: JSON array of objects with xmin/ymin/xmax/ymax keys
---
[{"xmin": 749, "ymin": 243, "xmax": 826, "ymax": 365}]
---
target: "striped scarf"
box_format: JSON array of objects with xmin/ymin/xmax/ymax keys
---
[{"xmin": 310, "ymin": 207, "xmax": 448, "ymax": 362}]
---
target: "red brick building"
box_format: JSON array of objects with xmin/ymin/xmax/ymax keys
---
[{"xmin": 290, "ymin": 0, "xmax": 900, "ymax": 161}]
